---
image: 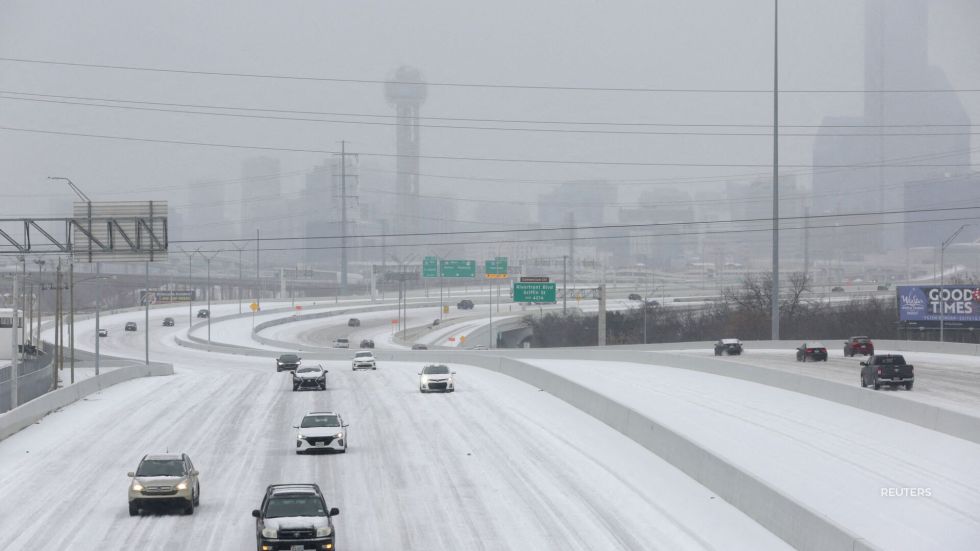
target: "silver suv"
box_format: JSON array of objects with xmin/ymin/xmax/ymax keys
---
[{"xmin": 127, "ymin": 453, "xmax": 200, "ymax": 516}]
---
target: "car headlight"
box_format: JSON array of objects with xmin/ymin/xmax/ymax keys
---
[
  {"xmin": 316, "ymin": 526, "xmax": 333, "ymax": 537},
  {"xmin": 132, "ymin": 481, "xmax": 144, "ymax": 491},
  {"xmin": 297, "ymin": 433, "xmax": 304, "ymax": 439},
  {"xmin": 176, "ymin": 480, "xmax": 188, "ymax": 490},
  {"xmin": 261, "ymin": 528, "xmax": 278, "ymax": 538},
  {"xmin": 335, "ymin": 432, "xmax": 344, "ymax": 438}
]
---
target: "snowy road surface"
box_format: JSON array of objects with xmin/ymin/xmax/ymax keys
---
[
  {"xmin": 672, "ymin": 347, "xmax": 980, "ymax": 417},
  {"xmin": 0, "ymin": 305, "xmax": 789, "ymax": 550},
  {"xmin": 523, "ymin": 359, "xmax": 980, "ymax": 551}
]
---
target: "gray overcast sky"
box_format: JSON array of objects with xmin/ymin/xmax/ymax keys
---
[{"xmin": 1, "ymin": 0, "xmax": 977, "ymax": 232}]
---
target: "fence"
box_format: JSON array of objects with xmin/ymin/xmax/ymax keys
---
[{"xmin": 0, "ymin": 343, "xmax": 55, "ymax": 413}]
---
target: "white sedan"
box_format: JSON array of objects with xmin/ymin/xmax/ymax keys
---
[
  {"xmin": 294, "ymin": 411, "xmax": 348, "ymax": 454},
  {"xmin": 419, "ymin": 364, "xmax": 455, "ymax": 393},
  {"xmin": 352, "ymin": 351, "xmax": 376, "ymax": 370}
]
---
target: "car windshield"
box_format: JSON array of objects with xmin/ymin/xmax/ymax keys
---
[
  {"xmin": 807, "ymin": 343, "xmax": 825, "ymax": 349},
  {"xmin": 337, "ymin": 339, "xmax": 348, "ymax": 343},
  {"xmin": 297, "ymin": 367, "xmax": 319, "ymax": 373},
  {"xmin": 423, "ymin": 365, "xmax": 450, "ymax": 375},
  {"xmin": 279, "ymin": 355, "xmax": 299, "ymax": 362},
  {"xmin": 301, "ymin": 415, "xmax": 340, "ymax": 428},
  {"xmin": 355, "ymin": 352, "xmax": 372, "ymax": 358},
  {"xmin": 854, "ymin": 337, "xmax": 870, "ymax": 343},
  {"xmin": 136, "ymin": 459, "xmax": 184, "ymax": 477},
  {"xmin": 265, "ymin": 495, "xmax": 326, "ymax": 518}
]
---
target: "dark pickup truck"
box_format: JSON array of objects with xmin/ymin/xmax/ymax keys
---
[{"xmin": 860, "ymin": 354, "xmax": 914, "ymax": 390}]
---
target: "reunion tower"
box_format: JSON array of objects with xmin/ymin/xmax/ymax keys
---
[{"xmin": 384, "ymin": 66, "xmax": 428, "ymax": 238}]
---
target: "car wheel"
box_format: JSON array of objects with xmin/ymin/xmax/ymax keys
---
[
  {"xmin": 319, "ymin": 384, "xmax": 326, "ymax": 391},
  {"xmin": 905, "ymin": 382, "xmax": 914, "ymax": 391},
  {"xmin": 184, "ymin": 499, "xmax": 194, "ymax": 515},
  {"xmin": 341, "ymin": 446, "xmax": 347, "ymax": 454},
  {"xmin": 373, "ymin": 367, "xmax": 377, "ymax": 370},
  {"xmin": 801, "ymin": 354, "xmax": 806, "ymax": 362},
  {"xmin": 129, "ymin": 502, "xmax": 139, "ymax": 516},
  {"xmin": 194, "ymin": 485, "xmax": 200, "ymax": 506},
  {"xmin": 861, "ymin": 375, "xmax": 867, "ymax": 388},
  {"xmin": 277, "ymin": 367, "xmax": 282, "ymax": 373},
  {"xmin": 292, "ymin": 385, "xmax": 298, "ymax": 392},
  {"xmin": 823, "ymin": 358, "xmax": 828, "ymax": 362},
  {"xmin": 873, "ymin": 378, "xmax": 881, "ymax": 390}
]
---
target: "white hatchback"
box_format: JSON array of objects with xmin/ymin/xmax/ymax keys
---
[
  {"xmin": 294, "ymin": 412, "xmax": 348, "ymax": 454},
  {"xmin": 352, "ymin": 351, "xmax": 376, "ymax": 370}
]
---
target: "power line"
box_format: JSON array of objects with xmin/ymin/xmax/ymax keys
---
[
  {"xmin": 169, "ymin": 204, "xmax": 980, "ymax": 245},
  {"xmin": 0, "ymin": 125, "xmax": 974, "ymax": 168},
  {"xmin": 2, "ymin": 89, "xmax": 976, "ymax": 129},
  {"xmin": 4, "ymin": 93, "xmax": 979, "ymax": 137},
  {"xmin": 2, "ymin": 57, "xmax": 979, "ymax": 93}
]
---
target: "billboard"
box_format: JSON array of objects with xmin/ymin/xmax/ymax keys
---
[{"xmin": 897, "ymin": 285, "xmax": 980, "ymax": 325}]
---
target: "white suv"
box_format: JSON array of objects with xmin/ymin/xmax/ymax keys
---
[
  {"xmin": 294, "ymin": 412, "xmax": 348, "ymax": 454},
  {"xmin": 352, "ymin": 351, "xmax": 376, "ymax": 370}
]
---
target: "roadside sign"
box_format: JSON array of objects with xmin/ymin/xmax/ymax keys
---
[
  {"xmin": 448, "ymin": 336, "xmax": 456, "ymax": 342},
  {"xmin": 249, "ymin": 302, "xmax": 260, "ymax": 312},
  {"xmin": 485, "ymin": 257, "xmax": 508, "ymax": 275},
  {"xmin": 295, "ymin": 305, "xmax": 303, "ymax": 310},
  {"xmin": 485, "ymin": 273, "xmax": 508, "ymax": 279},
  {"xmin": 440, "ymin": 259, "xmax": 476, "ymax": 278},
  {"xmin": 391, "ymin": 319, "xmax": 399, "ymax": 324},
  {"xmin": 520, "ymin": 276, "xmax": 549, "ymax": 283},
  {"xmin": 460, "ymin": 335, "xmax": 466, "ymax": 343},
  {"xmin": 423, "ymin": 256, "xmax": 438, "ymax": 278},
  {"xmin": 513, "ymin": 282, "xmax": 557, "ymax": 303},
  {"xmin": 442, "ymin": 305, "xmax": 449, "ymax": 313}
]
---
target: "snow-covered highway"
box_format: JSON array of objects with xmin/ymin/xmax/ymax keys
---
[{"xmin": 0, "ymin": 305, "xmax": 790, "ymax": 550}]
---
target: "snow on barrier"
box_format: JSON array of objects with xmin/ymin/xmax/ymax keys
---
[{"xmin": 0, "ymin": 360, "xmax": 173, "ymax": 441}]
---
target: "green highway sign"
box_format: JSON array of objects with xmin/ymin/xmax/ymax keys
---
[
  {"xmin": 440, "ymin": 259, "xmax": 476, "ymax": 278},
  {"xmin": 484, "ymin": 257, "xmax": 508, "ymax": 276},
  {"xmin": 513, "ymin": 281, "xmax": 556, "ymax": 303},
  {"xmin": 423, "ymin": 256, "xmax": 438, "ymax": 278}
]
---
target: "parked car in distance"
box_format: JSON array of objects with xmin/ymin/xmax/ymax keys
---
[
  {"xmin": 196, "ymin": 309, "xmax": 209, "ymax": 318},
  {"xmin": 359, "ymin": 339, "xmax": 375, "ymax": 349},
  {"xmin": 333, "ymin": 338, "xmax": 350, "ymax": 349},
  {"xmin": 98, "ymin": 328, "xmax": 109, "ymax": 337},
  {"xmin": 411, "ymin": 343, "xmax": 428, "ymax": 350},
  {"xmin": 127, "ymin": 453, "xmax": 200, "ymax": 516},
  {"xmin": 831, "ymin": 286, "xmax": 845, "ymax": 293},
  {"xmin": 253, "ymin": 484, "xmax": 340, "ymax": 550},
  {"xmin": 347, "ymin": 318, "xmax": 360, "ymax": 327},
  {"xmin": 844, "ymin": 336, "xmax": 874, "ymax": 357},
  {"xmin": 644, "ymin": 299, "xmax": 660, "ymax": 307},
  {"xmin": 714, "ymin": 338, "xmax": 743, "ymax": 356},
  {"xmin": 292, "ymin": 365, "xmax": 327, "ymax": 391},
  {"xmin": 861, "ymin": 354, "xmax": 914, "ymax": 390},
  {"xmin": 628, "ymin": 293, "xmax": 642, "ymax": 301},
  {"xmin": 419, "ymin": 364, "xmax": 455, "ymax": 393},
  {"xmin": 276, "ymin": 354, "xmax": 301, "ymax": 372},
  {"xmin": 457, "ymin": 299, "xmax": 474, "ymax": 310},
  {"xmin": 162, "ymin": 317, "xmax": 175, "ymax": 327},
  {"xmin": 125, "ymin": 322, "xmax": 138, "ymax": 332},
  {"xmin": 352, "ymin": 351, "xmax": 376, "ymax": 370},
  {"xmin": 796, "ymin": 342, "xmax": 828, "ymax": 362},
  {"xmin": 294, "ymin": 412, "xmax": 348, "ymax": 454}
]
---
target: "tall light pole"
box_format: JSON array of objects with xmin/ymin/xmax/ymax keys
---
[
  {"xmin": 33, "ymin": 259, "xmax": 45, "ymax": 346},
  {"xmin": 197, "ymin": 249, "xmax": 223, "ymax": 344},
  {"xmin": 940, "ymin": 224, "xmax": 972, "ymax": 343},
  {"xmin": 231, "ymin": 243, "xmax": 248, "ymax": 314},
  {"xmin": 177, "ymin": 247, "xmax": 198, "ymax": 326},
  {"xmin": 770, "ymin": 0, "xmax": 781, "ymax": 340}
]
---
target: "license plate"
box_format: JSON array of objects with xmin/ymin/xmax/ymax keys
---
[
  {"xmin": 316, "ymin": 442, "xmax": 324, "ymax": 447},
  {"xmin": 291, "ymin": 545, "xmax": 305, "ymax": 551}
]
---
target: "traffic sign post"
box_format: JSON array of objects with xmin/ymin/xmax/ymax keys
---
[{"xmin": 513, "ymin": 282, "xmax": 557, "ymax": 303}]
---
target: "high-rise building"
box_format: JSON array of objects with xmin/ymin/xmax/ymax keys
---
[
  {"xmin": 812, "ymin": 0, "xmax": 972, "ymax": 255},
  {"xmin": 384, "ymin": 66, "xmax": 427, "ymax": 239}
]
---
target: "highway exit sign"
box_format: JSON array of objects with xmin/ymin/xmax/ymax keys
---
[{"xmin": 513, "ymin": 281, "xmax": 556, "ymax": 303}]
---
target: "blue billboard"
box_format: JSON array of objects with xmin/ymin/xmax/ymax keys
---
[{"xmin": 897, "ymin": 285, "xmax": 980, "ymax": 324}]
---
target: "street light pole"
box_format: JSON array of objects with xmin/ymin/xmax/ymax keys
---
[
  {"xmin": 197, "ymin": 250, "xmax": 223, "ymax": 344},
  {"xmin": 940, "ymin": 224, "xmax": 972, "ymax": 343},
  {"xmin": 770, "ymin": 0, "xmax": 781, "ymax": 340},
  {"xmin": 95, "ymin": 262, "xmax": 102, "ymax": 375}
]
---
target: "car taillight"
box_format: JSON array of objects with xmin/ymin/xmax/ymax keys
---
[
  {"xmin": 877, "ymin": 368, "xmax": 882, "ymax": 375},
  {"xmin": 806, "ymin": 348, "xmax": 813, "ymax": 353}
]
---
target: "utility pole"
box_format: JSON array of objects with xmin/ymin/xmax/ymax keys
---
[
  {"xmin": 598, "ymin": 284, "xmax": 607, "ymax": 346},
  {"xmin": 10, "ymin": 275, "xmax": 18, "ymax": 408},
  {"xmin": 771, "ymin": 0, "xmax": 781, "ymax": 340},
  {"xmin": 803, "ymin": 205, "xmax": 810, "ymax": 282},
  {"xmin": 256, "ymin": 229, "xmax": 261, "ymax": 309},
  {"xmin": 53, "ymin": 260, "xmax": 62, "ymax": 390},
  {"xmin": 144, "ymin": 261, "xmax": 150, "ymax": 365},
  {"xmin": 339, "ymin": 140, "xmax": 349, "ymax": 295},
  {"xmin": 95, "ymin": 262, "xmax": 102, "ymax": 376},
  {"xmin": 563, "ymin": 255, "xmax": 568, "ymax": 314},
  {"xmin": 69, "ymin": 260, "xmax": 75, "ymax": 384}
]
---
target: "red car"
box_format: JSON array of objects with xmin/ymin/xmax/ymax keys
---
[{"xmin": 844, "ymin": 336, "xmax": 874, "ymax": 357}]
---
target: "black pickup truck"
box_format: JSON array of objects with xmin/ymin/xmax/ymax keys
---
[{"xmin": 860, "ymin": 354, "xmax": 914, "ymax": 390}]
